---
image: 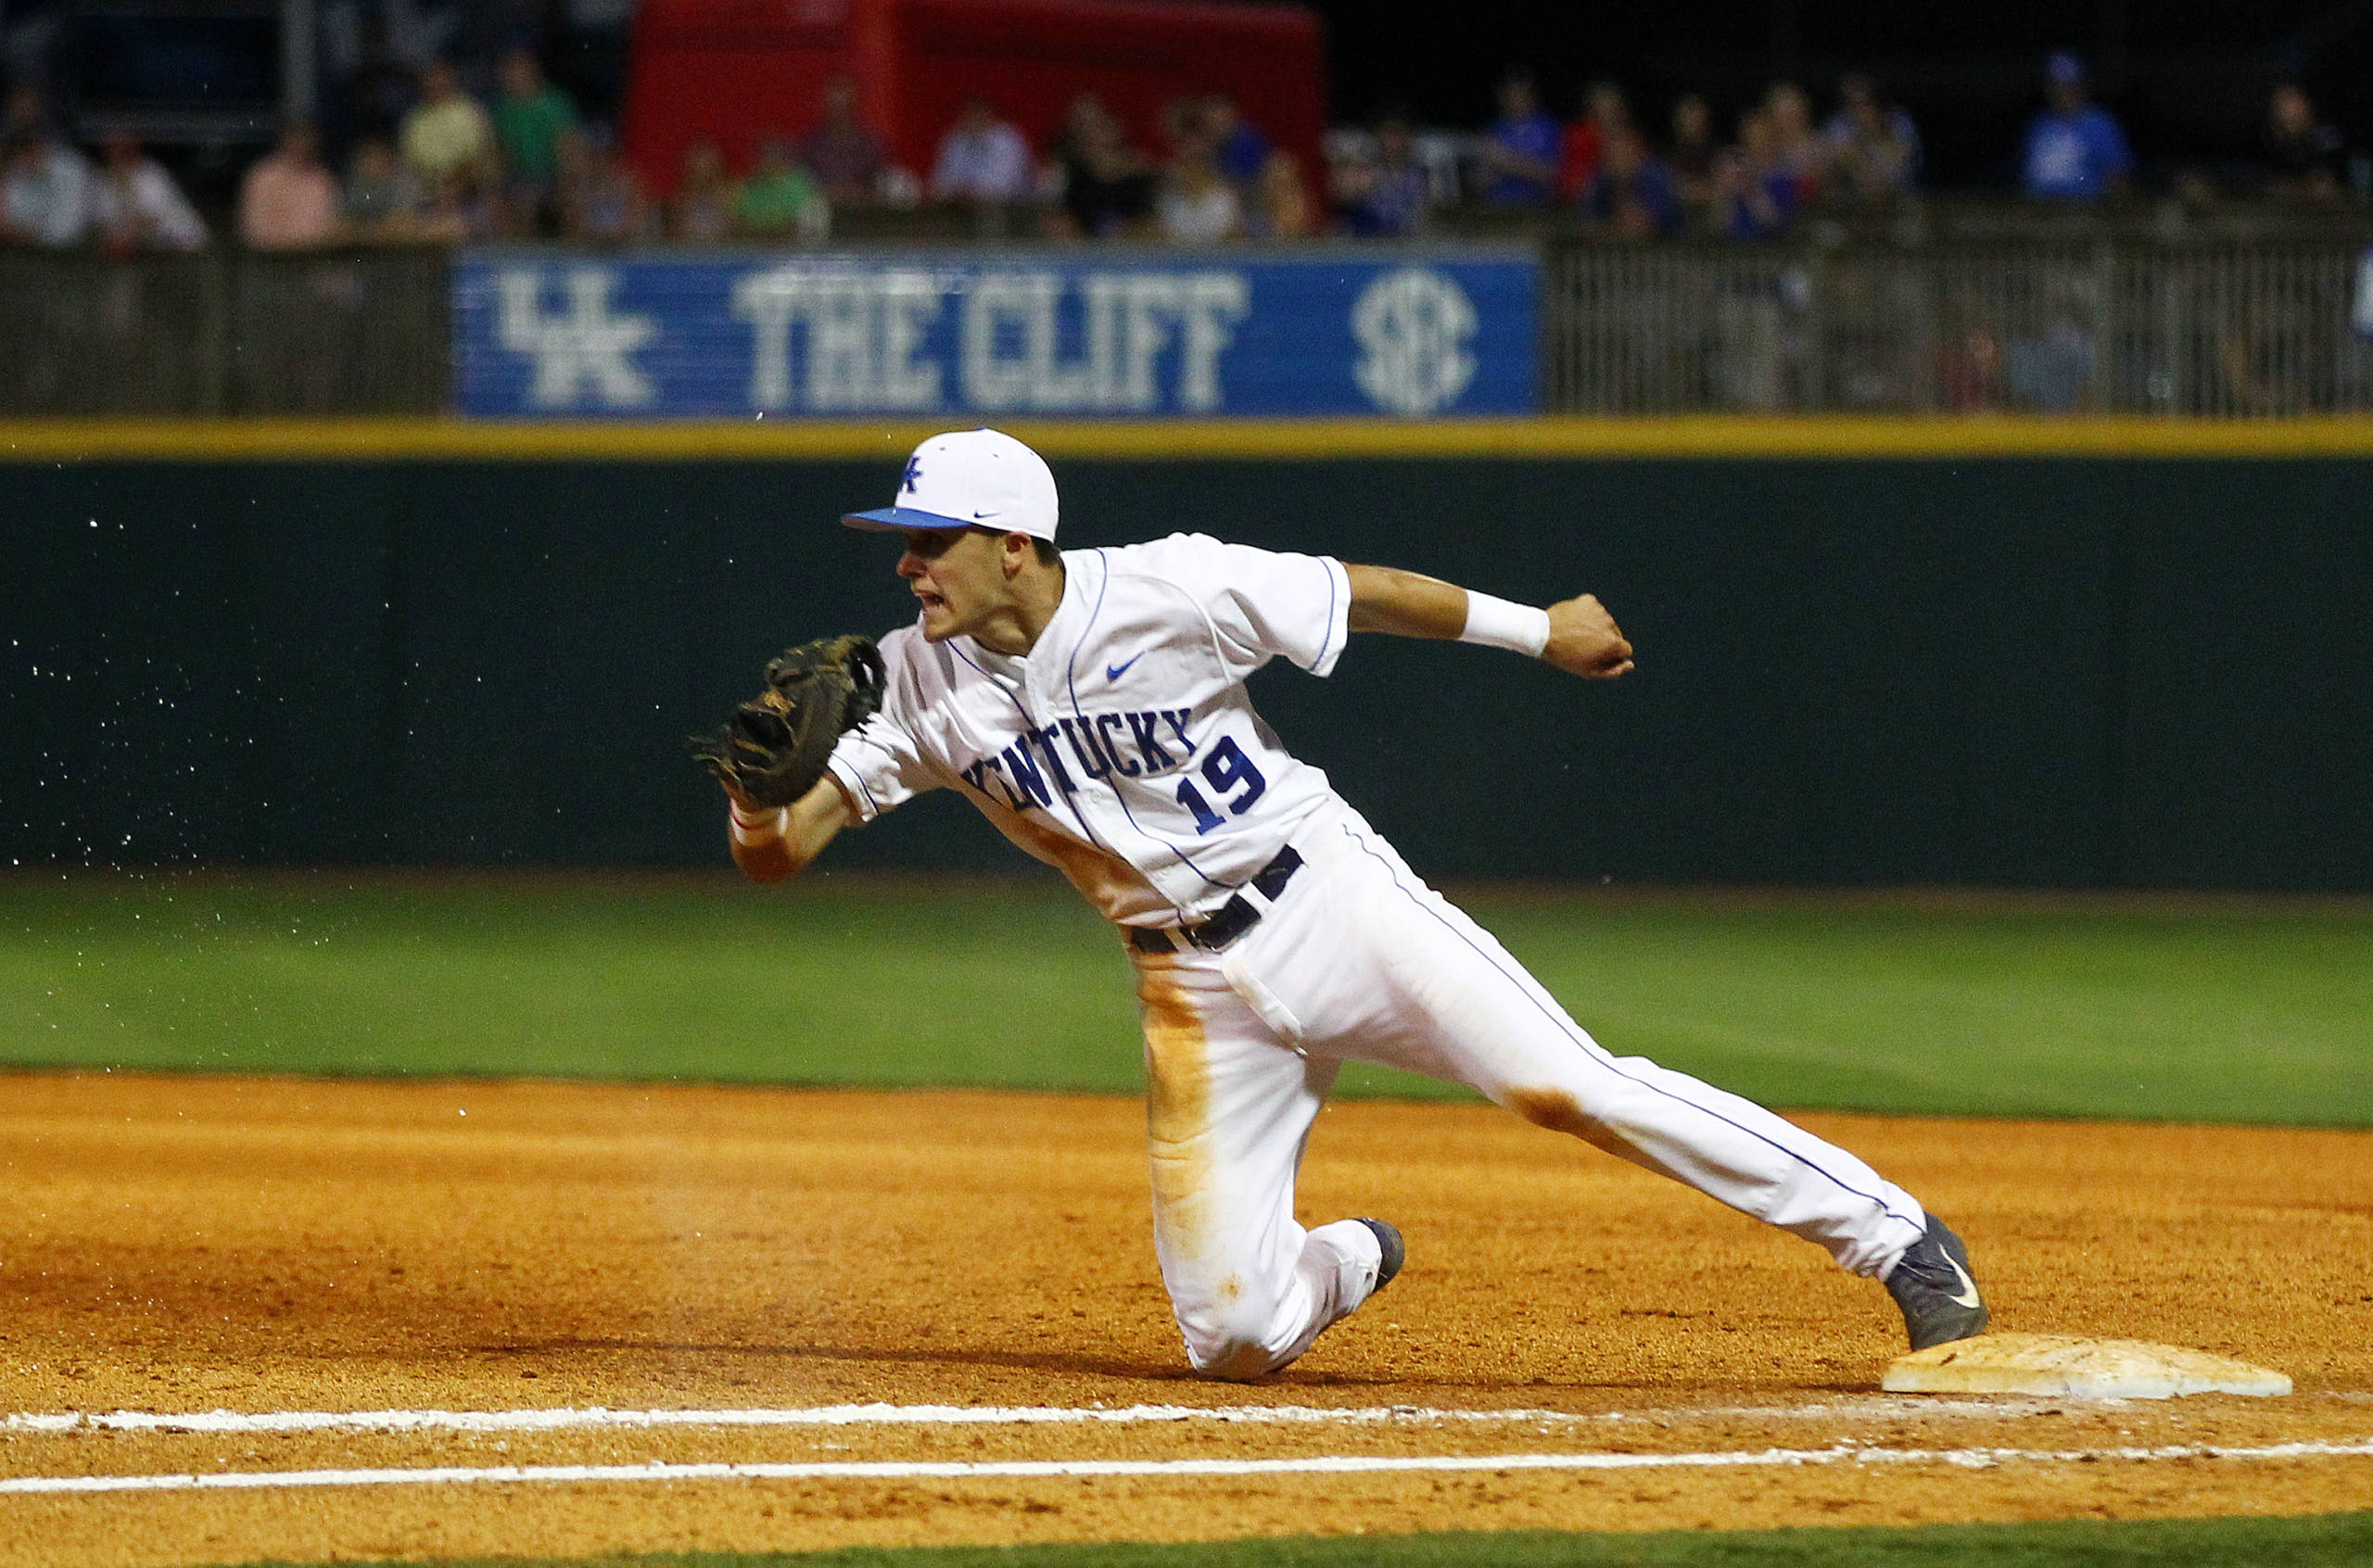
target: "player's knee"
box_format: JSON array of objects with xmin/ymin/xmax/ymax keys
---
[
  {"xmin": 1175, "ymin": 1289, "xmax": 1289, "ymax": 1382},
  {"xmin": 1185, "ymin": 1331, "xmax": 1280, "ymax": 1382}
]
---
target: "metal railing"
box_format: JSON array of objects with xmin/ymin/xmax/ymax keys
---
[
  {"xmin": 1545, "ymin": 240, "xmax": 2373, "ymax": 415},
  {"xmin": 0, "ymin": 248, "xmax": 449, "ymax": 416},
  {"xmin": 6, "ymin": 237, "xmax": 2371, "ymax": 417}
]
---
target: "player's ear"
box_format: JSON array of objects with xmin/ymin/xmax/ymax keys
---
[{"xmin": 1001, "ymin": 531, "xmax": 1034, "ymax": 576}]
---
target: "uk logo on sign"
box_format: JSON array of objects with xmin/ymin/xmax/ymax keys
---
[{"xmin": 494, "ymin": 267, "xmax": 658, "ymax": 410}]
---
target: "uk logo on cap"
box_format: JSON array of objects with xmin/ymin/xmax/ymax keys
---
[{"xmin": 844, "ymin": 429, "xmax": 1060, "ymax": 541}]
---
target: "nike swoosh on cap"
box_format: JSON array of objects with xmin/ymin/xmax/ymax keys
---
[{"xmin": 1105, "ymin": 652, "xmax": 1145, "ymax": 680}]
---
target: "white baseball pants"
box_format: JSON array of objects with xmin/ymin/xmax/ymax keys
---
[{"xmin": 1128, "ymin": 802, "xmax": 1930, "ymax": 1381}]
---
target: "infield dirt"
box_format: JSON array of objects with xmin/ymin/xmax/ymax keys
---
[{"xmin": 1, "ymin": 1074, "xmax": 2368, "ymax": 1567}]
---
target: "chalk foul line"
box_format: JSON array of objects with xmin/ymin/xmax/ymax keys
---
[
  {"xmin": 4, "ymin": 1438, "xmax": 2372, "ymax": 1497},
  {"xmin": 4, "ymin": 1402, "xmax": 1603, "ymax": 1436}
]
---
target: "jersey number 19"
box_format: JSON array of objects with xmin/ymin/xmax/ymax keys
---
[{"xmin": 1175, "ymin": 736, "xmax": 1267, "ymax": 833}]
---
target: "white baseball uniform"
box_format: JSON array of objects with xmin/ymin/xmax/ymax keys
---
[{"xmin": 823, "ymin": 533, "xmax": 1930, "ymax": 1379}]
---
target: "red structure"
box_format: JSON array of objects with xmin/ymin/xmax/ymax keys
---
[{"xmin": 622, "ymin": 0, "xmax": 1326, "ymax": 198}]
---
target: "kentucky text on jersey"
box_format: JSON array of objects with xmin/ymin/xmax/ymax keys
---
[{"xmin": 958, "ymin": 706, "xmax": 1200, "ymax": 809}]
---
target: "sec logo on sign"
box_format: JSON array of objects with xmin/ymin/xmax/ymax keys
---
[{"xmin": 1351, "ymin": 267, "xmax": 1479, "ymax": 417}]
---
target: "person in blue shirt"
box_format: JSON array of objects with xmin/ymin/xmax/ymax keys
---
[
  {"xmin": 1478, "ymin": 70, "xmax": 1560, "ymax": 206},
  {"xmin": 1338, "ymin": 114, "xmax": 1432, "ymax": 237},
  {"xmin": 1203, "ymin": 92, "xmax": 1273, "ymax": 190},
  {"xmin": 1718, "ymin": 108, "xmax": 1797, "ymax": 240},
  {"xmin": 1578, "ymin": 128, "xmax": 1682, "ymax": 238},
  {"xmin": 2022, "ymin": 52, "xmax": 2132, "ymax": 201}
]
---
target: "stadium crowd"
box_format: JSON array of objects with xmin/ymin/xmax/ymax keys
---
[{"xmin": 1, "ymin": 48, "xmax": 2363, "ymax": 253}]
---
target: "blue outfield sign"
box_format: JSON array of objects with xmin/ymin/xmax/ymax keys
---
[{"xmin": 453, "ymin": 248, "xmax": 1540, "ymax": 419}]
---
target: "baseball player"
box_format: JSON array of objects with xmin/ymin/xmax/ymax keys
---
[{"xmin": 707, "ymin": 428, "xmax": 1988, "ymax": 1381}]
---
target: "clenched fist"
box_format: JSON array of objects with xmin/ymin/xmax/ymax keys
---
[{"xmin": 1542, "ymin": 594, "xmax": 1635, "ymax": 679}]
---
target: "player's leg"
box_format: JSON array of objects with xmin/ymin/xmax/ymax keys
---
[
  {"xmin": 1230, "ymin": 809, "xmax": 1929, "ymax": 1281},
  {"xmin": 1131, "ymin": 942, "xmax": 1391, "ymax": 1380}
]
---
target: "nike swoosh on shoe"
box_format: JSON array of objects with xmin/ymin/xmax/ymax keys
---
[{"xmin": 1947, "ymin": 1256, "xmax": 1982, "ymax": 1309}]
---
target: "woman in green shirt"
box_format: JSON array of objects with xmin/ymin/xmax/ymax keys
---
[{"xmin": 735, "ymin": 137, "xmax": 829, "ymax": 242}]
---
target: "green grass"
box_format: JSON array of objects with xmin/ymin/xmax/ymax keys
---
[
  {"xmin": 216, "ymin": 1510, "xmax": 2373, "ymax": 1566},
  {"xmin": 5, "ymin": 869, "xmax": 2370, "ymax": 1125}
]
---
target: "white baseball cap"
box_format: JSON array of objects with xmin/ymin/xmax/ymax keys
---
[{"xmin": 842, "ymin": 428, "xmax": 1060, "ymax": 541}]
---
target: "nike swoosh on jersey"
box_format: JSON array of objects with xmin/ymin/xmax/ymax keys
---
[
  {"xmin": 1946, "ymin": 1256, "xmax": 1982, "ymax": 1309},
  {"xmin": 1105, "ymin": 652, "xmax": 1145, "ymax": 681}
]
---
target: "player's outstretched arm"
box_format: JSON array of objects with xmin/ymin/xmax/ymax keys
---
[
  {"xmin": 1343, "ymin": 563, "xmax": 1635, "ymax": 680},
  {"xmin": 724, "ymin": 777, "xmax": 854, "ymax": 883}
]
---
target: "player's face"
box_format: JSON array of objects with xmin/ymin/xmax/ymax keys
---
[{"xmin": 895, "ymin": 526, "xmax": 1008, "ymax": 642}]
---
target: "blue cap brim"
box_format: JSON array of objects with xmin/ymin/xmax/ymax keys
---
[{"xmin": 842, "ymin": 506, "xmax": 972, "ymax": 532}]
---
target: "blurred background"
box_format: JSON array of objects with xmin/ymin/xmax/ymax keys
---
[{"xmin": 0, "ymin": 0, "xmax": 2370, "ymax": 415}]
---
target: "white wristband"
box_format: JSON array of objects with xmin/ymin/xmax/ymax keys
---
[
  {"xmin": 729, "ymin": 803, "xmax": 788, "ymax": 845},
  {"xmin": 1458, "ymin": 592, "xmax": 1552, "ymax": 658}
]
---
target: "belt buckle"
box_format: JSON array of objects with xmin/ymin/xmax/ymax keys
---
[{"xmin": 1131, "ymin": 847, "xmax": 1301, "ymax": 955}]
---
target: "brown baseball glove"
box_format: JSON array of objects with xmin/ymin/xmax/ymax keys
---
[{"xmin": 689, "ymin": 635, "xmax": 886, "ymax": 808}]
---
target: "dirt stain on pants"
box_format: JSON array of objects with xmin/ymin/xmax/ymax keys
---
[{"xmin": 1135, "ymin": 956, "xmax": 1213, "ymax": 1261}]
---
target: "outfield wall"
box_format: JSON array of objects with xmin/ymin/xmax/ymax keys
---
[{"xmin": 6, "ymin": 422, "xmax": 2369, "ymax": 890}]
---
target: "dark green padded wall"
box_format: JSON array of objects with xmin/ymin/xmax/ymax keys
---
[{"xmin": 6, "ymin": 458, "xmax": 2367, "ymax": 888}]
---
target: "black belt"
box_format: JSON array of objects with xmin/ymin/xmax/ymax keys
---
[{"xmin": 1129, "ymin": 847, "xmax": 1302, "ymax": 955}]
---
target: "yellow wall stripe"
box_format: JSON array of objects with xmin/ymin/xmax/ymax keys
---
[{"xmin": 6, "ymin": 415, "xmax": 2373, "ymax": 462}]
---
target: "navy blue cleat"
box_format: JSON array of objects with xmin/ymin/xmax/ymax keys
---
[
  {"xmin": 1353, "ymin": 1218, "xmax": 1405, "ymax": 1293},
  {"xmin": 1884, "ymin": 1217, "xmax": 1989, "ymax": 1350}
]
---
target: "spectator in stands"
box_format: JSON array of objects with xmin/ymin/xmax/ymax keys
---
[
  {"xmin": 2216, "ymin": 291, "xmax": 2319, "ymax": 414},
  {"xmin": 342, "ymin": 135, "xmax": 425, "ymax": 240},
  {"xmin": 801, "ymin": 75, "xmax": 886, "ymax": 206},
  {"xmin": 1763, "ymin": 82, "xmax": 1827, "ymax": 206},
  {"xmin": 1825, "ymin": 73, "xmax": 1921, "ymax": 203},
  {"xmin": 491, "ymin": 47, "xmax": 579, "ymax": 236},
  {"xmin": 1716, "ymin": 109, "xmax": 1796, "ymax": 240},
  {"xmin": 2259, "ymin": 82, "xmax": 2345, "ymax": 201},
  {"xmin": 670, "ymin": 138, "xmax": 736, "ymax": 242},
  {"xmin": 736, "ymin": 135, "xmax": 827, "ymax": 240},
  {"xmin": 1578, "ymin": 126, "xmax": 1681, "ymax": 238},
  {"xmin": 2006, "ymin": 300, "xmax": 2096, "ymax": 410},
  {"xmin": 1155, "ymin": 94, "xmax": 1206, "ymax": 173},
  {"xmin": 2022, "ymin": 52, "xmax": 2130, "ymax": 202},
  {"xmin": 91, "ymin": 134, "xmax": 206, "ymax": 254},
  {"xmin": 565, "ymin": 125, "xmax": 655, "ymax": 245},
  {"xmin": 1666, "ymin": 94, "xmax": 1721, "ymax": 219},
  {"xmin": 3, "ymin": 83, "xmax": 42, "ymax": 139},
  {"xmin": 1246, "ymin": 149, "xmax": 1313, "ymax": 239},
  {"xmin": 0, "ymin": 123, "xmax": 90, "ymax": 247},
  {"xmin": 1203, "ymin": 91, "xmax": 1272, "ymax": 189},
  {"xmin": 413, "ymin": 167, "xmax": 499, "ymax": 244},
  {"xmin": 2, "ymin": 82, "xmax": 70, "ymax": 145},
  {"xmin": 1938, "ymin": 285, "xmax": 2006, "ymax": 410},
  {"xmin": 929, "ymin": 96, "xmax": 1032, "ymax": 204},
  {"xmin": 1049, "ymin": 93, "xmax": 1154, "ymax": 238},
  {"xmin": 1334, "ymin": 112, "xmax": 1431, "ymax": 237},
  {"xmin": 1556, "ymin": 80, "xmax": 1631, "ymax": 203},
  {"xmin": 1156, "ymin": 127, "xmax": 1241, "ymax": 243},
  {"xmin": 1478, "ymin": 69, "xmax": 1559, "ymax": 205},
  {"xmin": 239, "ymin": 120, "xmax": 341, "ymax": 249},
  {"xmin": 400, "ymin": 59, "xmax": 495, "ymax": 189}
]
